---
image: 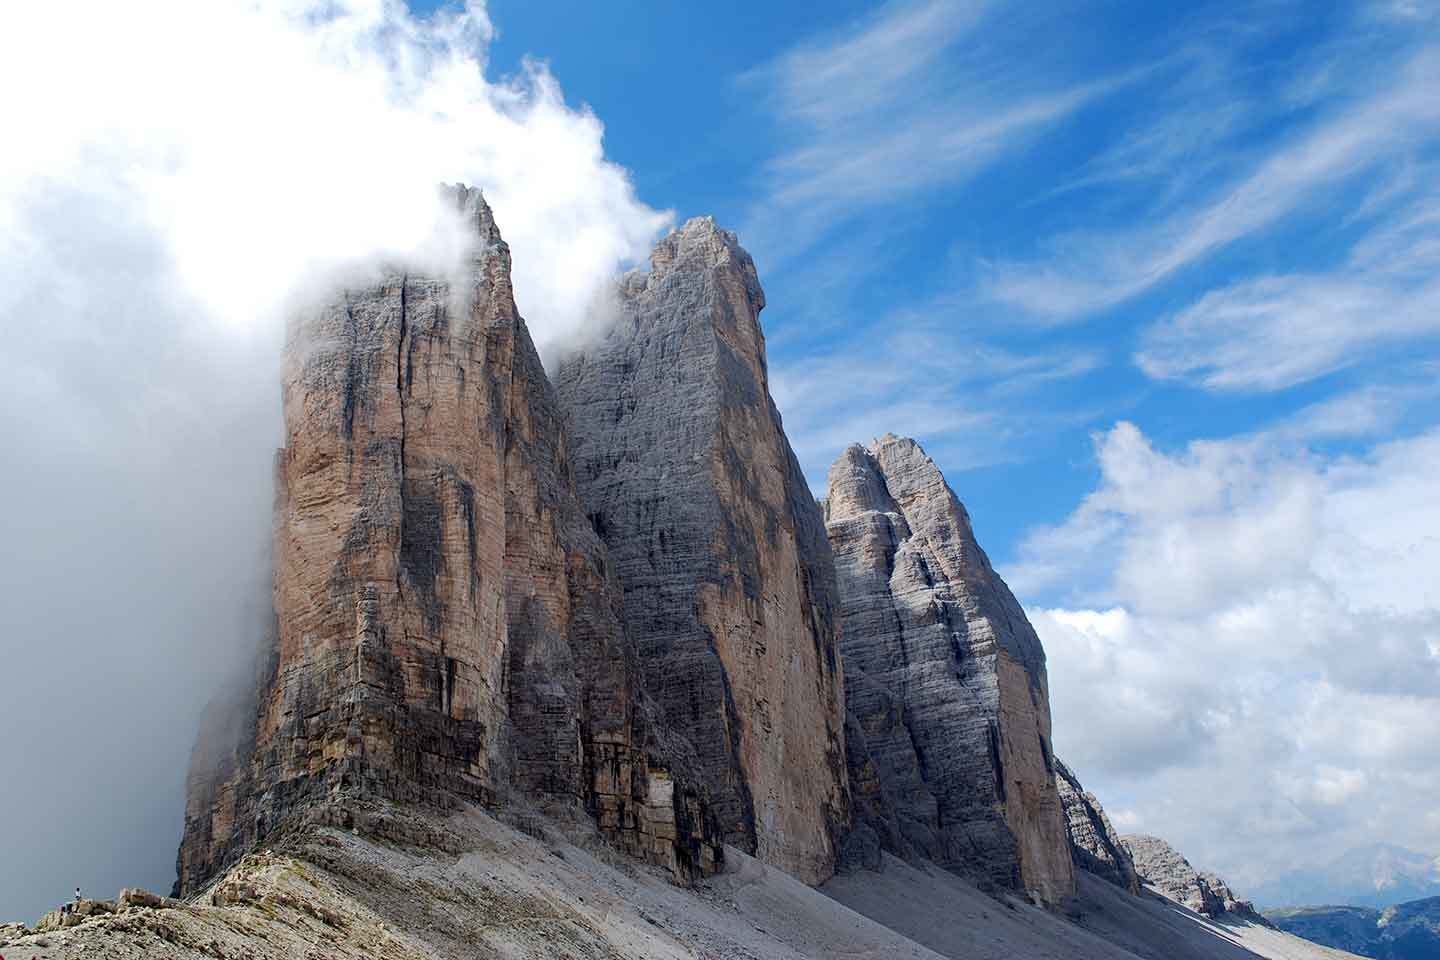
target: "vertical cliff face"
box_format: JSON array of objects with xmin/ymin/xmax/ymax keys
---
[
  {"xmin": 554, "ymin": 217, "xmax": 850, "ymax": 885},
  {"xmin": 1054, "ymin": 759, "xmax": 1140, "ymax": 894},
  {"xmin": 175, "ymin": 187, "xmax": 720, "ymax": 896},
  {"xmin": 824, "ymin": 435, "xmax": 1075, "ymax": 904}
]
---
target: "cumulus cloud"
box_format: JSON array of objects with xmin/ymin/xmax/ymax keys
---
[
  {"xmin": 0, "ymin": 0, "xmax": 664, "ymax": 921},
  {"xmin": 1013, "ymin": 420, "xmax": 1440, "ymax": 891}
]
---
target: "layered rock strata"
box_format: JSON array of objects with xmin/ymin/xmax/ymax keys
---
[
  {"xmin": 175, "ymin": 187, "xmax": 720, "ymax": 896},
  {"xmin": 823, "ymin": 435, "xmax": 1075, "ymax": 904},
  {"xmin": 554, "ymin": 217, "xmax": 850, "ymax": 885},
  {"xmin": 1054, "ymin": 759, "xmax": 1140, "ymax": 894},
  {"xmin": 1122, "ymin": 834, "xmax": 1268, "ymax": 923}
]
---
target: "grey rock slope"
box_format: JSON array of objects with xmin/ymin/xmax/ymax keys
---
[
  {"xmin": 175, "ymin": 187, "xmax": 722, "ymax": 897},
  {"xmin": 2, "ymin": 797, "xmax": 1362, "ymax": 960},
  {"xmin": 1056, "ymin": 759, "xmax": 1141, "ymax": 894},
  {"xmin": 1266, "ymin": 896, "xmax": 1440, "ymax": 959},
  {"xmin": 1123, "ymin": 834, "xmax": 1269, "ymax": 924},
  {"xmin": 554, "ymin": 216, "xmax": 849, "ymax": 884},
  {"xmin": 822, "ymin": 435, "xmax": 1075, "ymax": 904}
]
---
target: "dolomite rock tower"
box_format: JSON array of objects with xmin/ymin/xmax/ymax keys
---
[
  {"xmin": 174, "ymin": 187, "xmax": 721, "ymax": 895},
  {"xmin": 554, "ymin": 217, "xmax": 851, "ymax": 885},
  {"xmin": 824, "ymin": 435, "xmax": 1075, "ymax": 904}
]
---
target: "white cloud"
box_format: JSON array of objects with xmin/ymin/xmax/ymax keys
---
[
  {"xmin": 740, "ymin": 0, "xmax": 1121, "ymax": 263},
  {"xmin": 0, "ymin": 0, "xmax": 663, "ymax": 922},
  {"xmin": 0, "ymin": 0, "xmax": 668, "ymax": 356},
  {"xmin": 1014, "ymin": 420, "xmax": 1440, "ymax": 890},
  {"xmin": 770, "ymin": 315, "xmax": 1103, "ymax": 487},
  {"xmin": 1135, "ymin": 188, "xmax": 1440, "ymax": 392},
  {"xmin": 1136, "ymin": 274, "xmax": 1440, "ymax": 391}
]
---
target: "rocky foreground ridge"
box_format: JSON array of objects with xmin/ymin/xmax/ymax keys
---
[
  {"xmin": 1, "ymin": 799, "xmax": 1361, "ymax": 960},
  {"xmin": 4, "ymin": 187, "xmax": 1352, "ymax": 960}
]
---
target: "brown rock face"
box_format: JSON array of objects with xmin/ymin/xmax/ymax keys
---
[
  {"xmin": 553, "ymin": 217, "xmax": 850, "ymax": 885},
  {"xmin": 823, "ymin": 436, "xmax": 1075, "ymax": 905},
  {"xmin": 175, "ymin": 187, "xmax": 720, "ymax": 896},
  {"xmin": 1054, "ymin": 759, "xmax": 1140, "ymax": 894}
]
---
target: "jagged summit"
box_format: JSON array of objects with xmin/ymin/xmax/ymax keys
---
[
  {"xmin": 618, "ymin": 213, "xmax": 767, "ymax": 310},
  {"xmin": 825, "ymin": 434, "xmax": 1073, "ymax": 904},
  {"xmin": 442, "ymin": 181, "xmax": 505, "ymax": 250},
  {"xmin": 1122, "ymin": 834, "xmax": 1271, "ymax": 925},
  {"xmin": 174, "ymin": 187, "xmax": 723, "ymax": 896},
  {"xmin": 555, "ymin": 217, "xmax": 848, "ymax": 885}
]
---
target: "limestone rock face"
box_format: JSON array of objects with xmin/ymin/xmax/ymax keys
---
[
  {"xmin": 175, "ymin": 187, "xmax": 720, "ymax": 896},
  {"xmin": 823, "ymin": 436, "xmax": 1075, "ymax": 904},
  {"xmin": 554, "ymin": 217, "xmax": 850, "ymax": 885},
  {"xmin": 1122, "ymin": 834, "xmax": 1269, "ymax": 923},
  {"xmin": 1054, "ymin": 759, "xmax": 1140, "ymax": 894}
]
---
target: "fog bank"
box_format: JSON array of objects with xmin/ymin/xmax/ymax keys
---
[{"xmin": 0, "ymin": 0, "xmax": 667, "ymax": 921}]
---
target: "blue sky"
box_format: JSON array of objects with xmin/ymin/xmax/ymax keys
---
[
  {"xmin": 467, "ymin": 0, "xmax": 1440, "ymax": 891},
  {"xmin": 1, "ymin": 0, "xmax": 1438, "ymax": 919},
  {"xmin": 472, "ymin": 0, "xmax": 1440, "ymax": 561}
]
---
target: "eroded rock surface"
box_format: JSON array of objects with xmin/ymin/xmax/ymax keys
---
[
  {"xmin": 4, "ymin": 798, "xmax": 1353, "ymax": 960},
  {"xmin": 1122, "ymin": 834, "xmax": 1269, "ymax": 924},
  {"xmin": 175, "ymin": 187, "xmax": 720, "ymax": 896},
  {"xmin": 1055, "ymin": 759, "xmax": 1140, "ymax": 894},
  {"xmin": 554, "ymin": 217, "xmax": 850, "ymax": 884},
  {"xmin": 823, "ymin": 436, "xmax": 1075, "ymax": 904}
]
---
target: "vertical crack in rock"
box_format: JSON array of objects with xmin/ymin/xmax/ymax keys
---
[
  {"xmin": 555, "ymin": 216, "xmax": 850, "ymax": 885},
  {"xmin": 825, "ymin": 436, "xmax": 1075, "ymax": 904},
  {"xmin": 394, "ymin": 274, "xmax": 408, "ymax": 610}
]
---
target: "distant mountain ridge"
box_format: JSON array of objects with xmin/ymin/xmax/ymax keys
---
[
  {"xmin": 1266, "ymin": 895, "xmax": 1440, "ymax": 959},
  {"xmin": 1250, "ymin": 844, "xmax": 1440, "ymax": 910}
]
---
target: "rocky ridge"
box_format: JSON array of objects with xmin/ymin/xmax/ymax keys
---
[
  {"xmin": 553, "ymin": 216, "xmax": 850, "ymax": 884},
  {"xmin": 1056, "ymin": 758, "xmax": 1141, "ymax": 894},
  {"xmin": 1266, "ymin": 896, "xmax": 1440, "ymax": 959},
  {"xmin": 1123, "ymin": 834, "xmax": 1270, "ymax": 924},
  {"xmin": 822, "ymin": 435, "xmax": 1075, "ymax": 905},
  {"xmin": 0, "ymin": 799, "xmax": 1363, "ymax": 960}
]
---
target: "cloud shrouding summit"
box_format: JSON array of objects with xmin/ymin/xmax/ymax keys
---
[
  {"xmin": 0, "ymin": 0, "xmax": 664, "ymax": 921},
  {"xmin": 1, "ymin": 0, "xmax": 669, "ymax": 351}
]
